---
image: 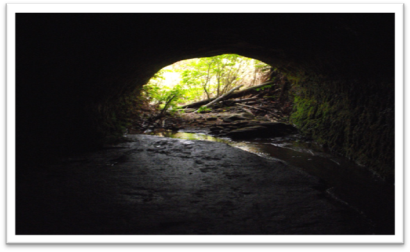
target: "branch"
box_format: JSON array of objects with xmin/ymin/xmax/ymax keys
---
[
  {"xmin": 194, "ymin": 84, "xmax": 244, "ymax": 112},
  {"xmin": 158, "ymin": 94, "xmax": 176, "ymax": 118},
  {"xmin": 240, "ymin": 107, "xmax": 255, "ymax": 116},
  {"xmin": 237, "ymin": 103, "xmax": 269, "ymax": 112},
  {"xmin": 180, "ymin": 80, "xmax": 275, "ymax": 109}
]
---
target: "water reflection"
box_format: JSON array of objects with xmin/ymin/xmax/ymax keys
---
[
  {"xmin": 152, "ymin": 131, "xmax": 232, "ymax": 144},
  {"xmin": 147, "ymin": 130, "xmax": 394, "ymax": 234},
  {"xmin": 152, "ymin": 132, "xmax": 325, "ymax": 168},
  {"xmin": 149, "ymin": 131, "xmax": 386, "ymax": 187}
]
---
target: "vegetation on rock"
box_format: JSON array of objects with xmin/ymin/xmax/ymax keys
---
[{"xmin": 287, "ymin": 71, "xmax": 394, "ymax": 180}]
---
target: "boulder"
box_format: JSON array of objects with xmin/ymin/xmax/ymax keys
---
[
  {"xmin": 226, "ymin": 123, "xmax": 298, "ymax": 139},
  {"xmin": 222, "ymin": 113, "xmax": 250, "ymax": 122},
  {"xmin": 259, "ymin": 122, "xmax": 298, "ymax": 136},
  {"xmin": 226, "ymin": 126, "xmax": 269, "ymax": 138},
  {"xmin": 206, "ymin": 117, "xmax": 218, "ymax": 121}
]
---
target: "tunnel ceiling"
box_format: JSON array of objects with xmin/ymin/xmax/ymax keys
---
[{"xmin": 17, "ymin": 13, "xmax": 394, "ymax": 103}]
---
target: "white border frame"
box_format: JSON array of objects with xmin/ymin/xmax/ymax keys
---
[{"xmin": 6, "ymin": 3, "xmax": 404, "ymax": 244}]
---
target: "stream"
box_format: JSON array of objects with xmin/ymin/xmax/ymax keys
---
[{"xmin": 148, "ymin": 130, "xmax": 395, "ymax": 234}]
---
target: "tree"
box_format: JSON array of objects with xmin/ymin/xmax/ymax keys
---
[
  {"xmin": 143, "ymin": 54, "xmax": 271, "ymax": 108},
  {"xmin": 181, "ymin": 57, "xmax": 215, "ymax": 100},
  {"xmin": 212, "ymin": 54, "xmax": 245, "ymax": 96}
]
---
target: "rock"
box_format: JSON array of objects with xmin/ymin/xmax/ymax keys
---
[
  {"xmin": 210, "ymin": 126, "xmax": 224, "ymax": 132},
  {"xmin": 226, "ymin": 123, "xmax": 298, "ymax": 139},
  {"xmin": 165, "ymin": 124, "xmax": 180, "ymax": 131},
  {"xmin": 206, "ymin": 117, "xmax": 218, "ymax": 121},
  {"xmin": 259, "ymin": 122, "xmax": 298, "ymax": 136},
  {"xmin": 217, "ymin": 123, "xmax": 242, "ymax": 131},
  {"xmin": 248, "ymin": 121, "xmax": 262, "ymax": 126},
  {"xmin": 226, "ymin": 126, "xmax": 269, "ymax": 138},
  {"xmin": 231, "ymin": 121, "xmax": 250, "ymax": 127},
  {"xmin": 222, "ymin": 118, "xmax": 233, "ymax": 122},
  {"xmin": 222, "ymin": 113, "xmax": 249, "ymax": 122}
]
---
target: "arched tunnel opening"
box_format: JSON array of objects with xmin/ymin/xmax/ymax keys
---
[
  {"xmin": 15, "ymin": 13, "xmax": 395, "ymax": 235},
  {"xmin": 127, "ymin": 54, "xmax": 280, "ymax": 133}
]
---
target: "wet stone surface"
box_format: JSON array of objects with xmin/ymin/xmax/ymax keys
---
[{"xmin": 17, "ymin": 134, "xmax": 375, "ymax": 234}]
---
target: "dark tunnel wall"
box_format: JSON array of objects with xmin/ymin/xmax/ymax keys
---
[{"xmin": 16, "ymin": 13, "xmax": 395, "ymax": 178}]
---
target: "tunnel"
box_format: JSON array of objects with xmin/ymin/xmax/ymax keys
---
[
  {"xmin": 17, "ymin": 13, "xmax": 395, "ymax": 178},
  {"xmin": 15, "ymin": 13, "xmax": 395, "ymax": 235}
]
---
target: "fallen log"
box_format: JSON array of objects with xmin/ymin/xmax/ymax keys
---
[
  {"xmin": 228, "ymin": 81, "xmax": 276, "ymax": 99},
  {"xmin": 180, "ymin": 81, "xmax": 275, "ymax": 108},
  {"xmin": 179, "ymin": 97, "xmax": 215, "ymax": 109},
  {"xmin": 194, "ymin": 85, "xmax": 244, "ymax": 113}
]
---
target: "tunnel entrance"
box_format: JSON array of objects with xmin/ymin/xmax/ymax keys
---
[{"xmin": 125, "ymin": 54, "xmax": 295, "ymax": 139}]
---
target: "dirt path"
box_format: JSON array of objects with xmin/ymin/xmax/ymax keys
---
[{"xmin": 17, "ymin": 135, "xmax": 374, "ymax": 234}]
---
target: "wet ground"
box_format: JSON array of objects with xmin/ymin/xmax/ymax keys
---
[
  {"xmin": 150, "ymin": 130, "xmax": 395, "ymax": 234},
  {"xmin": 16, "ymin": 133, "xmax": 394, "ymax": 235}
]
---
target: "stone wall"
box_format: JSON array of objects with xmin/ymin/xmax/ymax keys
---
[{"xmin": 288, "ymin": 72, "xmax": 394, "ymax": 180}]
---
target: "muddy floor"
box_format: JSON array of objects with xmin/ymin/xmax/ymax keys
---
[{"xmin": 15, "ymin": 134, "xmax": 384, "ymax": 235}]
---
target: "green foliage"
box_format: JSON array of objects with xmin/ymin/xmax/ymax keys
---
[
  {"xmin": 197, "ymin": 106, "xmax": 212, "ymax": 113},
  {"xmin": 144, "ymin": 69, "xmax": 187, "ymax": 112},
  {"xmin": 143, "ymin": 54, "xmax": 270, "ymax": 108}
]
